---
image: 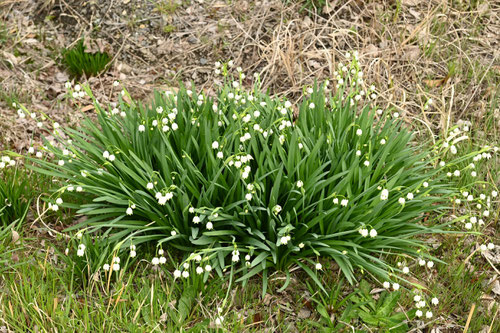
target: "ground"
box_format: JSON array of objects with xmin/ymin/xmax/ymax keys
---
[{"xmin": 0, "ymin": 0, "xmax": 499, "ymax": 332}]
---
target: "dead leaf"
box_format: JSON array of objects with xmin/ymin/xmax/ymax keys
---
[
  {"xmin": 409, "ymin": 8, "xmax": 421, "ymax": 19},
  {"xmin": 491, "ymin": 280, "xmax": 500, "ymax": 295},
  {"xmin": 370, "ymin": 288, "xmax": 385, "ymax": 294},
  {"xmin": 2, "ymin": 51, "xmax": 18, "ymax": 66},
  {"xmin": 322, "ymin": 2, "xmax": 335, "ymax": 14},
  {"xmin": 401, "ymin": 0, "xmax": 419, "ymax": 6},
  {"xmin": 11, "ymin": 229, "xmax": 19, "ymax": 244},
  {"xmin": 478, "ymin": 3, "xmax": 489, "ymax": 15},
  {"xmin": 423, "ymin": 76, "xmax": 449, "ymax": 88},
  {"xmin": 55, "ymin": 72, "xmax": 69, "ymax": 83},
  {"xmin": 24, "ymin": 38, "xmax": 38, "ymax": 45},
  {"xmin": 483, "ymin": 250, "xmax": 500, "ymax": 264},
  {"xmin": 403, "ymin": 46, "xmax": 420, "ymax": 61},
  {"xmin": 364, "ymin": 44, "xmax": 380, "ymax": 57},
  {"xmin": 297, "ymin": 307, "xmax": 311, "ymax": 319},
  {"xmin": 263, "ymin": 293, "xmax": 273, "ymax": 305},
  {"xmin": 81, "ymin": 105, "xmax": 95, "ymax": 112}
]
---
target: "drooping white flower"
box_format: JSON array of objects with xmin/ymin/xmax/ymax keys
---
[
  {"xmin": 431, "ymin": 297, "xmax": 439, "ymax": 305},
  {"xmin": 205, "ymin": 265, "xmax": 212, "ymax": 272},
  {"xmin": 359, "ymin": 228, "xmax": 369, "ymax": 237},
  {"xmin": 398, "ymin": 197, "xmax": 406, "ymax": 205},
  {"xmin": 193, "ymin": 216, "xmax": 201, "ymax": 224},
  {"xmin": 315, "ymin": 263, "xmax": 322, "ymax": 270},
  {"xmin": 147, "ymin": 182, "xmax": 154, "ymax": 189},
  {"xmin": 212, "ymin": 141, "xmax": 219, "ymax": 149},
  {"xmin": 279, "ymin": 236, "xmax": 289, "ymax": 245},
  {"xmin": 138, "ymin": 125, "xmax": 145, "ymax": 132},
  {"xmin": 380, "ymin": 189, "xmax": 389, "ymax": 200},
  {"xmin": 425, "ymin": 311, "xmax": 433, "ymax": 319},
  {"xmin": 196, "ymin": 266, "xmax": 204, "ymax": 275},
  {"xmin": 215, "ymin": 316, "xmax": 224, "ymax": 326},
  {"xmin": 416, "ymin": 310, "xmax": 423, "ymax": 317},
  {"xmin": 206, "ymin": 222, "xmax": 213, "ymax": 230},
  {"xmin": 152, "ymin": 257, "xmax": 160, "ymax": 265},
  {"xmin": 383, "ymin": 281, "xmax": 390, "ymax": 289},
  {"xmin": 392, "ymin": 283, "xmax": 400, "ymax": 290},
  {"xmin": 173, "ymin": 270, "xmax": 181, "ymax": 278},
  {"xmin": 369, "ymin": 229, "xmax": 377, "ymax": 238},
  {"xmin": 356, "ymin": 129, "xmax": 362, "ymax": 136},
  {"xmin": 407, "ymin": 193, "xmax": 414, "ymax": 200},
  {"xmin": 402, "ymin": 266, "xmax": 410, "ymax": 274},
  {"xmin": 245, "ymin": 193, "xmax": 252, "ymax": 201},
  {"xmin": 126, "ymin": 207, "xmax": 133, "ymax": 215},
  {"xmin": 182, "ymin": 271, "xmax": 189, "ymax": 278},
  {"xmin": 340, "ymin": 199, "xmax": 349, "ymax": 206}
]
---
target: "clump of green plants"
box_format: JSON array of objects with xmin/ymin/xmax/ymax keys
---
[
  {"xmin": 21, "ymin": 56, "xmax": 459, "ymax": 295},
  {"xmin": 0, "ymin": 159, "xmax": 32, "ymax": 226},
  {"xmin": 62, "ymin": 39, "xmax": 111, "ymax": 78}
]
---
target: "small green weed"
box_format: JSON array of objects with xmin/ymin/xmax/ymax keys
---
[
  {"xmin": 352, "ymin": 280, "xmax": 413, "ymax": 332},
  {"xmin": 0, "ymin": 163, "xmax": 34, "ymax": 226},
  {"xmin": 62, "ymin": 39, "xmax": 111, "ymax": 78}
]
